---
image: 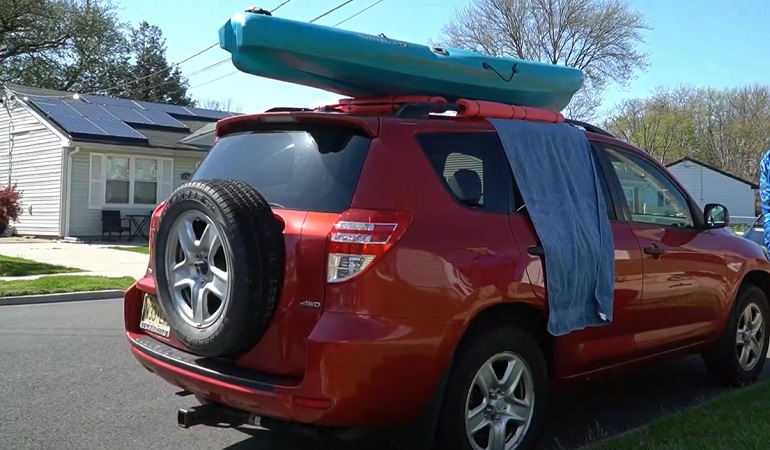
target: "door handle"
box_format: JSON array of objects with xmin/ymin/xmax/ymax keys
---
[
  {"xmin": 527, "ymin": 245, "xmax": 545, "ymax": 256},
  {"xmin": 643, "ymin": 245, "xmax": 665, "ymax": 255}
]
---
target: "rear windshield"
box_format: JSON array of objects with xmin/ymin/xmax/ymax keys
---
[{"xmin": 193, "ymin": 129, "xmax": 370, "ymax": 213}]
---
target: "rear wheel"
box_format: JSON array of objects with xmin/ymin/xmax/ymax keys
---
[
  {"xmin": 703, "ymin": 284, "xmax": 769, "ymax": 386},
  {"xmin": 437, "ymin": 326, "xmax": 549, "ymax": 450}
]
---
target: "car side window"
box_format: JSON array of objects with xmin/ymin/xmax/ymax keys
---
[
  {"xmin": 416, "ymin": 131, "xmax": 514, "ymax": 214},
  {"xmin": 602, "ymin": 145, "xmax": 694, "ymax": 228}
]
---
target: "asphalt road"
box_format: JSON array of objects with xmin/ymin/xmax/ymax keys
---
[{"xmin": 1, "ymin": 299, "xmax": 768, "ymax": 450}]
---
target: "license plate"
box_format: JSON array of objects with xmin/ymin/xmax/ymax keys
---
[{"xmin": 139, "ymin": 294, "xmax": 170, "ymax": 338}]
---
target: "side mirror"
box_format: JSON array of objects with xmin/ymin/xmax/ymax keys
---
[{"xmin": 704, "ymin": 203, "xmax": 729, "ymax": 229}]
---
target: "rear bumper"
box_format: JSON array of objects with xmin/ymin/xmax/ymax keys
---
[{"xmin": 127, "ymin": 291, "xmax": 458, "ymax": 427}]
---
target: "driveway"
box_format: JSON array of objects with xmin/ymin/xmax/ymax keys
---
[
  {"xmin": 2, "ymin": 298, "xmax": 768, "ymax": 450},
  {"xmin": 0, "ymin": 240, "xmax": 148, "ymax": 279}
]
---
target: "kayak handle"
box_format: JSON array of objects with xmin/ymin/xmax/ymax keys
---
[
  {"xmin": 482, "ymin": 62, "xmax": 518, "ymax": 83},
  {"xmin": 431, "ymin": 47, "xmax": 449, "ymax": 56}
]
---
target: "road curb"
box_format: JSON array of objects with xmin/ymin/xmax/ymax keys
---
[{"xmin": 0, "ymin": 290, "xmax": 124, "ymax": 306}]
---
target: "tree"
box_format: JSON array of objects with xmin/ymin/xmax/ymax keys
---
[
  {"xmin": 605, "ymin": 84, "xmax": 770, "ymax": 183},
  {"xmin": 438, "ymin": 0, "xmax": 651, "ymax": 120},
  {"xmin": 0, "ymin": 0, "xmax": 131, "ymax": 94},
  {"xmin": 1, "ymin": 3, "xmax": 193, "ymax": 105},
  {"xmin": 114, "ymin": 21, "xmax": 193, "ymax": 106},
  {"xmin": 604, "ymin": 87, "xmax": 700, "ymax": 163},
  {"xmin": 197, "ymin": 98, "xmax": 241, "ymax": 112}
]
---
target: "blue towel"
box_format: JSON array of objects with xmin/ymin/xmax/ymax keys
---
[{"xmin": 489, "ymin": 119, "xmax": 615, "ymax": 336}]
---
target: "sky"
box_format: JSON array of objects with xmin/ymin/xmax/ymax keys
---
[{"xmin": 116, "ymin": 0, "xmax": 770, "ymax": 117}]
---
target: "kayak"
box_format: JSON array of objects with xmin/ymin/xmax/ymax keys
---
[{"xmin": 218, "ymin": 9, "xmax": 585, "ymax": 111}]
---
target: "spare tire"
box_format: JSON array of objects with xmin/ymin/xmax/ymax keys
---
[{"xmin": 152, "ymin": 179, "xmax": 285, "ymax": 358}]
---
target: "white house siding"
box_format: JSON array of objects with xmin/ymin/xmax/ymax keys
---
[
  {"xmin": 667, "ymin": 161, "xmax": 757, "ymax": 219},
  {"xmin": 0, "ymin": 102, "xmax": 64, "ymax": 236},
  {"xmin": 68, "ymin": 149, "xmax": 202, "ymax": 237}
]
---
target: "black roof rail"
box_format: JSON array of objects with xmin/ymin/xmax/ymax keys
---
[
  {"xmin": 394, "ymin": 102, "xmax": 464, "ymax": 118},
  {"xmin": 263, "ymin": 106, "xmax": 314, "ymax": 112},
  {"xmin": 564, "ymin": 119, "xmax": 614, "ymax": 138}
]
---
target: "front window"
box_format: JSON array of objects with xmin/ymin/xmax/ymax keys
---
[{"xmin": 603, "ymin": 146, "xmax": 694, "ymax": 228}]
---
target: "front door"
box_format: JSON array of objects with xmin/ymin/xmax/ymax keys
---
[
  {"xmin": 598, "ymin": 143, "xmax": 728, "ymax": 354},
  {"xmin": 512, "ymin": 143, "xmax": 643, "ymax": 376}
]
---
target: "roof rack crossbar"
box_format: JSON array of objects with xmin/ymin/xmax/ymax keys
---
[{"xmin": 564, "ymin": 119, "xmax": 614, "ymax": 138}]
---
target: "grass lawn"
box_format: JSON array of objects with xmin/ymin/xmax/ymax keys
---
[
  {"xmin": 0, "ymin": 275, "xmax": 135, "ymax": 297},
  {"xmin": 108, "ymin": 245, "xmax": 149, "ymax": 254},
  {"xmin": 0, "ymin": 254, "xmax": 80, "ymax": 277},
  {"xmin": 590, "ymin": 380, "xmax": 770, "ymax": 449}
]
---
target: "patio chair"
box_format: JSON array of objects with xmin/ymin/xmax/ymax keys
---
[{"xmin": 101, "ymin": 210, "xmax": 131, "ymax": 242}]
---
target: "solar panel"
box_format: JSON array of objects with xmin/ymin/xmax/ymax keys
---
[
  {"xmin": 36, "ymin": 103, "xmax": 110, "ymax": 136},
  {"xmin": 104, "ymin": 105, "xmax": 155, "ymax": 125},
  {"xmin": 135, "ymin": 109, "xmax": 188, "ymax": 129},
  {"xmin": 26, "ymin": 95, "xmax": 67, "ymax": 106},
  {"xmin": 81, "ymin": 94, "xmax": 138, "ymax": 108},
  {"xmin": 86, "ymin": 116, "xmax": 148, "ymax": 140},
  {"xmin": 66, "ymin": 101, "xmax": 116, "ymax": 119},
  {"xmin": 133, "ymin": 100, "xmax": 192, "ymax": 116},
  {"xmin": 184, "ymin": 107, "xmax": 233, "ymax": 120}
]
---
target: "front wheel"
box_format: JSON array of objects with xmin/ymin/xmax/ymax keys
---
[
  {"xmin": 703, "ymin": 284, "xmax": 770, "ymax": 386},
  {"xmin": 436, "ymin": 326, "xmax": 550, "ymax": 450}
]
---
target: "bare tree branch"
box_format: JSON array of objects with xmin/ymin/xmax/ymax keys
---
[{"xmin": 438, "ymin": 0, "xmax": 651, "ymax": 121}]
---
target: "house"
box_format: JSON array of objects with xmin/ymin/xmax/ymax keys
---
[
  {"xmin": 666, "ymin": 157, "xmax": 759, "ymax": 221},
  {"xmin": 0, "ymin": 83, "xmax": 237, "ymax": 239}
]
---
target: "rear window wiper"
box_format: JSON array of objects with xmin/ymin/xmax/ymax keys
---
[{"xmin": 268, "ymin": 202, "xmax": 285, "ymax": 209}]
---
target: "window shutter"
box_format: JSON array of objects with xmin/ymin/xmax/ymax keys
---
[
  {"xmin": 89, "ymin": 153, "xmax": 105, "ymax": 210},
  {"xmin": 158, "ymin": 159, "xmax": 174, "ymax": 202}
]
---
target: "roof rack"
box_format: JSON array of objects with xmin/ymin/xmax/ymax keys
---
[
  {"xmin": 564, "ymin": 119, "xmax": 614, "ymax": 138},
  {"xmin": 263, "ymin": 96, "xmax": 567, "ymax": 124}
]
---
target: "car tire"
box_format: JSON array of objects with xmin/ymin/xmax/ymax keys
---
[
  {"xmin": 436, "ymin": 325, "xmax": 550, "ymax": 450},
  {"xmin": 153, "ymin": 179, "xmax": 285, "ymax": 358},
  {"xmin": 702, "ymin": 283, "xmax": 769, "ymax": 387}
]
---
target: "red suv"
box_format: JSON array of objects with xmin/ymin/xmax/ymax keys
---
[{"xmin": 124, "ymin": 98, "xmax": 770, "ymax": 450}]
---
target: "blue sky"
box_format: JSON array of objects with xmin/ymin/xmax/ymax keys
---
[{"xmin": 117, "ymin": 0, "xmax": 770, "ymax": 117}]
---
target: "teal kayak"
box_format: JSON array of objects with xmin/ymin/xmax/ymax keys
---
[{"xmin": 218, "ymin": 9, "xmax": 585, "ymax": 111}]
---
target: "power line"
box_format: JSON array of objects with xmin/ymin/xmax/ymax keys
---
[
  {"xmin": 309, "ymin": 0, "xmax": 355, "ymax": 23},
  {"xmin": 190, "ymin": 71, "xmax": 238, "ymax": 89},
  {"xmin": 185, "ymin": 58, "xmax": 230, "ymax": 77},
  {"xmin": 271, "ymin": 0, "xmax": 293, "ymax": 12},
  {"xmin": 85, "ymin": 43, "xmax": 219, "ymax": 95},
  {"xmin": 333, "ymin": 0, "xmax": 385, "ymax": 27}
]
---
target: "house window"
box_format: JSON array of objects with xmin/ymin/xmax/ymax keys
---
[
  {"xmin": 105, "ymin": 156, "xmax": 159, "ymax": 205},
  {"xmin": 89, "ymin": 153, "xmax": 173, "ymax": 210}
]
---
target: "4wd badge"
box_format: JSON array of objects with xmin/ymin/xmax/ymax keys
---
[{"xmin": 299, "ymin": 300, "xmax": 321, "ymax": 308}]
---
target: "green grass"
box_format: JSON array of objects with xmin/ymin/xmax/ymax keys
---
[
  {"xmin": 589, "ymin": 380, "xmax": 770, "ymax": 450},
  {"xmin": 0, "ymin": 275, "xmax": 136, "ymax": 297},
  {"xmin": 0, "ymin": 254, "xmax": 80, "ymax": 277},
  {"xmin": 108, "ymin": 245, "xmax": 149, "ymax": 254}
]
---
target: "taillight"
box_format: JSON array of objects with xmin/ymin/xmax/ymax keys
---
[
  {"xmin": 326, "ymin": 209, "xmax": 412, "ymax": 283},
  {"xmin": 147, "ymin": 200, "xmax": 167, "ymax": 272}
]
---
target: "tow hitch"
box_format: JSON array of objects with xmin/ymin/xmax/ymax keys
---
[{"xmin": 176, "ymin": 402, "xmax": 260, "ymax": 429}]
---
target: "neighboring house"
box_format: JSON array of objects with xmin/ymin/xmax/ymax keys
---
[
  {"xmin": 0, "ymin": 83, "xmax": 237, "ymax": 239},
  {"xmin": 666, "ymin": 157, "xmax": 759, "ymax": 220}
]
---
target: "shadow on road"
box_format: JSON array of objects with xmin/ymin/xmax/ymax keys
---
[{"xmin": 218, "ymin": 355, "xmax": 770, "ymax": 450}]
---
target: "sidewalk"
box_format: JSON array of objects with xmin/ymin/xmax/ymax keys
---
[{"xmin": 0, "ymin": 242, "xmax": 148, "ymax": 280}]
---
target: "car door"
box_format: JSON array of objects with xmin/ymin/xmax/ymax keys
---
[
  {"xmin": 512, "ymin": 141, "xmax": 644, "ymax": 376},
  {"xmin": 597, "ymin": 143, "xmax": 729, "ymax": 354}
]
